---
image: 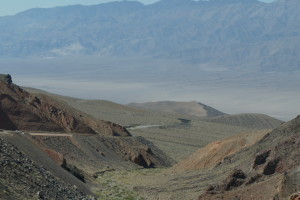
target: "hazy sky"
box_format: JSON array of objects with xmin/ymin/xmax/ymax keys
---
[{"xmin": 0, "ymin": 0, "xmax": 275, "ymax": 16}]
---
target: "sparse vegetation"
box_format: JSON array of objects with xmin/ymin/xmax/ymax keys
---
[{"xmin": 93, "ymin": 169, "xmax": 159, "ymax": 200}]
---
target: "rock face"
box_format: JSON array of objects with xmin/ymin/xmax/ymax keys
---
[
  {"xmin": 0, "ymin": 137, "xmax": 89, "ymax": 200},
  {"xmin": 198, "ymin": 115, "xmax": 300, "ymax": 200},
  {"xmin": 0, "ymin": 74, "xmax": 130, "ymax": 136}
]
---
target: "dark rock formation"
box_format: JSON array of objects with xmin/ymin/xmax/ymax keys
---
[
  {"xmin": 224, "ymin": 169, "xmax": 247, "ymax": 191},
  {"xmin": 253, "ymin": 150, "xmax": 270, "ymax": 166},
  {"xmin": 263, "ymin": 159, "xmax": 280, "ymax": 175}
]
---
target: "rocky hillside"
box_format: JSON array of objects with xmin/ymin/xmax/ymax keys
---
[
  {"xmin": 198, "ymin": 115, "xmax": 300, "ymax": 200},
  {"xmin": 128, "ymin": 101, "xmax": 225, "ymax": 117},
  {"xmin": 0, "ymin": 137, "xmax": 91, "ymax": 200},
  {"xmin": 0, "ymin": 124, "xmax": 174, "ymax": 199},
  {"xmin": 171, "ymin": 129, "xmax": 269, "ymax": 172},
  {"xmin": 0, "ymin": 74, "xmax": 130, "ymax": 136}
]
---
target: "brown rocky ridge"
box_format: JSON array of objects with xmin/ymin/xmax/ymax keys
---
[
  {"xmin": 0, "ymin": 74, "xmax": 129, "ymax": 136},
  {"xmin": 198, "ymin": 115, "xmax": 300, "ymax": 200}
]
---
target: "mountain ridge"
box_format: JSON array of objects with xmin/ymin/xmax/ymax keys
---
[{"xmin": 0, "ymin": 0, "xmax": 299, "ymax": 71}]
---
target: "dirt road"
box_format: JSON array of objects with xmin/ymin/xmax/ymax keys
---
[{"xmin": 28, "ymin": 133, "xmax": 73, "ymax": 137}]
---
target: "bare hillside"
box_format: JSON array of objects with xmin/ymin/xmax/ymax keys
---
[
  {"xmin": 171, "ymin": 129, "xmax": 270, "ymax": 172},
  {"xmin": 198, "ymin": 115, "xmax": 300, "ymax": 200},
  {"xmin": 128, "ymin": 101, "xmax": 225, "ymax": 117}
]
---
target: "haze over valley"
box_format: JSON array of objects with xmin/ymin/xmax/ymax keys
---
[{"xmin": 1, "ymin": 56, "xmax": 299, "ymax": 121}]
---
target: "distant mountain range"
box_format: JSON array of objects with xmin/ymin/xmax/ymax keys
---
[{"xmin": 0, "ymin": 0, "xmax": 300, "ymax": 71}]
